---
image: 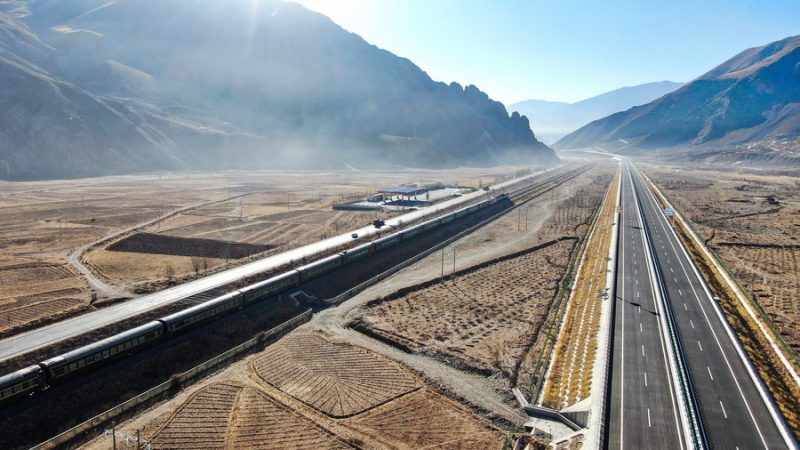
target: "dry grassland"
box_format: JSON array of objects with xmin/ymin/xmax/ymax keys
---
[{"xmin": 543, "ymin": 168, "xmax": 618, "ymax": 409}]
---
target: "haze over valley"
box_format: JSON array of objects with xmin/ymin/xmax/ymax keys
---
[{"xmin": 0, "ymin": 2, "xmax": 799, "ymax": 450}]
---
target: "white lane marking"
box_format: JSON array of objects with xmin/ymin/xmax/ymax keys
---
[
  {"xmin": 690, "ymin": 320, "xmax": 695, "ymax": 329},
  {"xmin": 645, "ymin": 372, "xmax": 648, "ymax": 386},
  {"xmin": 720, "ymin": 401, "xmax": 728, "ymax": 419},
  {"xmin": 679, "ymin": 288, "xmax": 683, "ymax": 296},
  {"xmin": 674, "ymin": 277, "xmax": 678, "ymax": 283},
  {"xmin": 642, "ymin": 345, "xmax": 646, "ymax": 357},
  {"xmin": 707, "ymin": 366, "xmax": 714, "ymax": 380},
  {"xmin": 619, "ymin": 175, "xmax": 627, "ymax": 450},
  {"xmin": 684, "ymin": 303, "xmax": 687, "ymax": 311},
  {"xmin": 698, "ymin": 341, "xmax": 703, "ymax": 352},
  {"xmin": 634, "ymin": 168, "xmax": 772, "ymax": 448},
  {"xmin": 640, "ymin": 322, "xmax": 643, "ymax": 333},
  {"xmin": 671, "ymin": 267, "xmax": 674, "ymax": 273},
  {"xmin": 648, "ymin": 408, "xmax": 652, "ymax": 427},
  {"xmin": 628, "ymin": 165, "xmax": 686, "ymax": 450}
]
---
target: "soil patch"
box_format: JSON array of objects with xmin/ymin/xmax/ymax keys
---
[{"xmin": 108, "ymin": 232, "xmax": 272, "ymax": 259}]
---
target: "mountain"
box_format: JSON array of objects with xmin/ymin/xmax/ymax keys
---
[
  {"xmin": 509, "ymin": 81, "xmax": 684, "ymax": 143},
  {"xmin": 556, "ymin": 36, "xmax": 800, "ymax": 167},
  {"xmin": 0, "ymin": 1, "xmax": 556, "ymax": 180}
]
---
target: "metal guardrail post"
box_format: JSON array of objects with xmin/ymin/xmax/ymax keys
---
[{"xmin": 631, "ymin": 168, "xmax": 707, "ymax": 450}]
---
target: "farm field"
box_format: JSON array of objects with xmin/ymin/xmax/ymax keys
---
[
  {"xmin": 84, "ymin": 332, "xmax": 504, "ymax": 450},
  {"xmin": 0, "ymin": 167, "xmax": 520, "ymax": 335},
  {"xmin": 75, "ymin": 163, "xmax": 618, "ymax": 450},
  {"xmin": 359, "ymin": 163, "xmax": 616, "ymax": 304},
  {"xmin": 644, "ymin": 166, "xmax": 800, "ymax": 352},
  {"xmin": 349, "ymin": 162, "xmax": 615, "ymax": 400},
  {"xmin": 251, "ymin": 333, "xmax": 418, "ymax": 417},
  {"xmin": 0, "ymin": 257, "xmax": 89, "ymax": 335},
  {"xmin": 356, "ymin": 238, "xmax": 575, "ymax": 390}
]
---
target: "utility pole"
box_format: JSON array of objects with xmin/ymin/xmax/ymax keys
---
[
  {"xmin": 452, "ymin": 247, "xmax": 456, "ymax": 277},
  {"xmin": 525, "ymin": 207, "xmax": 529, "ymax": 231},
  {"xmin": 112, "ymin": 426, "xmax": 117, "ymax": 450},
  {"xmin": 441, "ymin": 250, "xmax": 445, "ymax": 280},
  {"xmin": 137, "ymin": 429, "xmax": 141, "ymax": 450}
]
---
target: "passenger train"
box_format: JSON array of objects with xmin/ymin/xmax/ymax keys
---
[{"xmin": 0, "ymin": 193, "xmax": 505, "ymax": 404}]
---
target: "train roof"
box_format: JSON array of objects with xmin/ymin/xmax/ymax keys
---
[
  {"xmin": 40, "ymin": 321, "xmax": 164, "ymax": 367},
  {"xmin": 0, "ymin": 365, "xmax": 41, "ymax": 387},
  {"xmin": 158, "ymin": 290, "xmax": 242, "ymax": 324}
]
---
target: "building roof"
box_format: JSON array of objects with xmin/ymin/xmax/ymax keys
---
[{"xmin": 378, "ymin": 186, "xmax": 428, "ymax": 195}]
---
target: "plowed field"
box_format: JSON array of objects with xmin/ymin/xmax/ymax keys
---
[
  {"xmin": 151, "ymin": 382, "xmax": 353, "ymax": 450},
  {"xmin": 345, "ymin": 389, "xmax": 504, "ymax": 449},
  {"xmin": 252, "ymin": 333, "xmax": 418, "ymax": 417},
  {"xmin": 358, "ymin": 239, "xmax": 574, "ymax": 384}
]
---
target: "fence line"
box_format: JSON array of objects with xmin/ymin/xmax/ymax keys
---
[{"xmin": 32, "ymin": 310, "xmax": 312, "ymax": 450}]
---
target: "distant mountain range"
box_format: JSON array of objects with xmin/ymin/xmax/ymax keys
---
[
  {"xmin": 556, "ymin": 35, "xmax": 800, "ymax": 167},
  {"xmin": 509, "ymin": 81, "xmax": 684, "ymax": 143},
  {"xmin": 0, "ymin": 0, "xmax": 556, "ymax": 180}
]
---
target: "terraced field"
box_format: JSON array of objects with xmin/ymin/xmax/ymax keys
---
[
  {"xmin": 150, "ymin": 382, "xmax": 353, "ymax": 450},
  {"xmin": 358, "ymin": 238, "xmax": 574, "ymax": 385},
  {"xmin": 345, "ymin": 389, "xmax": 504, "ymax": 449},
  {"xmin": 0, "ymin": 261, "xmax": 88, "ymax": 334},
  {"xmin": 251, "ymin": 333, "xmax": 419, "ymax": 417}
]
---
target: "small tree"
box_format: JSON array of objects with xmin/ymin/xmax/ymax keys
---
[
  {"xmin": 190, "ymin": 256, "xmax": 202, "ymax": 275},
  {"xmin": 164, "ymin": 263, "xmax": 175, "ymax": 281}
]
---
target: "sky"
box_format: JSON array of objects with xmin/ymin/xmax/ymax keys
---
[{"xmin": 291, "ymin": 0, "xmax": 800, "ymax": 105}]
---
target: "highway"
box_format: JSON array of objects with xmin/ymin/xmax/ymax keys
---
[
  {"xmin": 628, "ymin": 160, "xmax": 795, "ymax": 449},
  {"xmin": 607, "ymin": 162, "xmax": 686, "ymax": 449},
  {"xmin": 0, "ymin": 167, "xmax": 558, "ymax": 363}
]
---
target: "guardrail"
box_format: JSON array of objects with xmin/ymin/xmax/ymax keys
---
[
  {"xmin": 649, "ymin": 180, "xmax": 800, "ymax": 369},
  {"xmin": 590, "ymin": 166, "xmax": 622, "ymax": 449},
  {"xmin": 531, "ymin": 172, "xmax": 608, "ymax": 404},
  {"xmin": 31, "ymin": 310, "xmax": 312, "ymax": 450},
  {"xmin": 632, "ymin": 169, "xmax": 706, "ymax": 449}
]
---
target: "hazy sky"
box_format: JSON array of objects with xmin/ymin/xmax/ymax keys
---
[{"xmin": 292, "ymin": 0, "xmax": 799, "ymax": 104}]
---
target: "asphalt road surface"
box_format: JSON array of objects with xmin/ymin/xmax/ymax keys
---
[
  {"xmin": 0, "ymin": 168, "xmax": 556, "ymax": 363},
  {"xmin": 607, "ymin": 162, "xmax": 686, "ymax": 449},
  {"xmin": 629, "ymin": 161, "xmax": 794, "ymax": 449}
]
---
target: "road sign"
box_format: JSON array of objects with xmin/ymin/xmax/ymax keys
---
[{"xmin": 664, "ymin": 208, "xmax": 674, "ymax": 217}]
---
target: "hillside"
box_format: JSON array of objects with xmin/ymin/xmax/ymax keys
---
[
  {"xmin": 556, "ymin": 35, "xmax": 800, "ymax": 166},
  {"xmin": 509, "ymin": 81, "xmax": 683, "ymax": 143},
  {"xmin": 0, "ymin": 0, "xmax": 555, "ymax": 180}
]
